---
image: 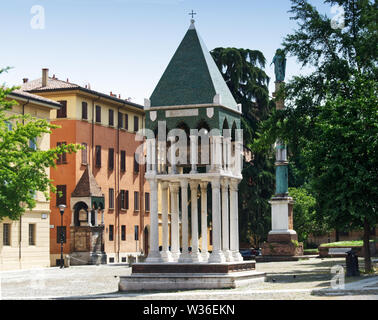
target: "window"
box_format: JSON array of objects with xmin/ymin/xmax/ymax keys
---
[
  {"xmin": 118, "ymin": 112, "xmax": 123, "ymax": 129},
  {"xmin": 56, "ymin": 142, "xmax": 67, "ymax": 164},
  {"xmin": 145, "ymin": 192, "xmax": 150, "ymax": 212},
  {"xmin": 109, "ymin": 188, "xmax": 114, "ymax": 209},
  {"xmin": 81, "ymin": 143, "xmax": 88, "ymax": 164},
  {"xmin": 82, "ymin": 102, "xmax": 88, "ymax": 120},
  {"xmin": 57, "ymin": 101, "xmax": 67, "ymax": 118},
  {"xmin": 119, "ymin": 190, "xmax": 129, "ymax": 210},
  {"xmin": 5, "ymin": 121, "xmax": 12, "ymax": 131},
  {"xmin": 29, "ymin": 138, "xmax": 37, "ymax": 150},
  {"xmin": 95, "ymin": 105, "xmax": 101, "ymax": 123},
  {"xmin": 120, "ymin": 190, "xmax": 125, "ymax": 209},
  {"xmin": 120, "ymin": 150, "xmax": 126, "ymax": 172},
  {"xmin": 125, "ymin": 114, "xmax": 129, "ymax": 130},
  {"xmin": 95, "ymin": 145, "xmax": 101, "ymax": 167},
  {"xmin": 134, "ymin": 153, "xmax": 139, "ymax": 173},
  {"xmin": 134, "ymin": 225, "xmax": 139, "ymax": 241},
  {"xmin": 109, "ymin": 225, "xmax": 114, "ymax": 241},
  {"xmin": 134, "ymin": 191, "xmax": 139, "ymax": 211},
  {"xmin": 108, "ymin": 148, "xmax": 114, "ymax": 170},
  {"xmin": 3, "ymin": 223, "xmax": 10, "ymax": 246},
  {"xmin": 56, "ymin": 185, "xmax": 67, "ymax": 206},
  {"xmin": 109, "ymin": 109, "xmax": 114, "ymax": 126},
  {"xmin": 134, "ymin": 116, "xmax": 139, "ymax": 132},
  {"xmin": 29, "ymin": 224, "xmax": 36, "ymax": 246},
  {"xmin": 56, "ymin": 226, "xmax": 66, "ymax": 243},
  {"xmin": 121, "ymin": 225, "xmax": 126, "ymax": 241}
]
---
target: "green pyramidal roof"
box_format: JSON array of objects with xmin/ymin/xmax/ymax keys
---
[{"xmin": 150, "ymin": 21, "xmax": 238, "ymax": 111}]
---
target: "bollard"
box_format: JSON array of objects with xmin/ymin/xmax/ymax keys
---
[{"xmin": 346, "ymin": 250, "xmax": 360, "ymax": 277}]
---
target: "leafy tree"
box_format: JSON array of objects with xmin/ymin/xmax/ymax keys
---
[
  {"xmin": 211, "ymin": 48, "xmax": 275, "ymax": 247},
  {"xmin": 289, "ymin": 186, "xmax": 328, "ymax": 244},
  {"xmin": 255, "ymin": 0, "xmax": 378, "ymax": 271},
  {"xmin": 0, "ymin": 68, "xmax": 80, "ymax": 221}
]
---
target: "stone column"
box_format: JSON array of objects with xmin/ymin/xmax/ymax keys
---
[
  {"xmin": 168, "ymin": 136, "xmax": 177, "ymax": 174},
  {"xmin": 94, "ymin": 209, "xmax": 98, "ymax": 226},
  {"xmin": 178, "ymin": 179, "xmax": 191, "ymax": 263},
  {"xmin": 211, "ymin": 136, "xmax": 223, "ymax": 172},
  {"xmin": 200, "ymin": 182, "xmax": 209, "ymax": 261},
  {"xmin": 87, "ymin": 209, "xmax": 92, "ymax": 226},
  {"xmin": 146, "ymin": 178, "xmax": 163, "ymax": 263},
  {"xmin": 170, "ymin": 183, "xmax": 180, "ymax": 261},
  {"xmin": 229, "ymin": 179, "xmax": 243, "ymax": 262},
  {"xmin": 160, "ymin": 182, "xmax": 172, "ymax": 262},
  {"xmin": 221, "ymin": 179, "xmax": 233, "ymax": 262},
  {"xmin": 209, "ymin": 178, "xmax": 226, "ymax": 263},
  {"xmin": 224, "ymin": 136, "xmax": 231, "ymax": 173},
  {"xmin": 189, "ymin": 181, "xmax": 201, "ymax": 262},
  {"xmin": 190, "ymin": 134, "xmax": 198, "ymax": 174},
  {"xmin": 146, "ymin": 138, "xmax": 156, "ymax": 173}
]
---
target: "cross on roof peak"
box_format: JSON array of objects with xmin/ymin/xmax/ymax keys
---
[{"xmin": 189, "ymin": 10, "xmax": 197, "ymax": 19}]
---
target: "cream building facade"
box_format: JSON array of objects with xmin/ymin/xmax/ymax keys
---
[{"xmin": 0, "ymin": 90, "xmax": 61, "ymax": 271}]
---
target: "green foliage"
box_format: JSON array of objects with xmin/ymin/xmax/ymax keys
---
[
  {"xmin": 255, "ymin": 0, "xmax": 378, "ymax": 270},
  {"xmin": 0, "ymin": 68, "xmax": 81, "ymax": 220},
  {"xmin": 289, "ymin": 187, "xmax": 324, "ymax": 242},
  {"xmin": 320, "ymin": 240, "xmax": 375, "ymax": 247},
  {"xmin": 211, "ymin": 48, "xmax": 275, "ymax": 246}
]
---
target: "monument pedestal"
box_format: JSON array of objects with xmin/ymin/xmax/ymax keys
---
[
  {"xmin": 261, "ymin": 197, "xmax": 303, "ymax": 261},
  {"xmin": 69, "ymin": 226, "xmax": 107, "ymax": 265},
  {"xmin": 119, "ymin": 261, "xmax": 266, "ymax": 291}
]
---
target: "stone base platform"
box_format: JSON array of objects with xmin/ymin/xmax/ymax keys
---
[
  {"xmin": 132, "ymin": 261, "xmax": 256, "ymax": 274},
  {"xmin": 119, "ymin": 261, "xmax": 266, "ymax": 291},
  {"xmin": 69, "ymin": 251, "xmax": 107, "ymax": 266}
]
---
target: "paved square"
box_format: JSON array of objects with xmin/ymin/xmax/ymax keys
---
[{"xmin": 0, "ymin": 258, "xmax": 376, "ymax": 300}]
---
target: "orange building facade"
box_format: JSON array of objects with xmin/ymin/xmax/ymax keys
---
[{"xmin": 21, "ymin": 70, "xmax": 150, "ymax": 266}]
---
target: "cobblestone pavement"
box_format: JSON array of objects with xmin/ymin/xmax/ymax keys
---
[{"xmin": 0, "ymin": 258, "xmax": 376, "ymax": 300}]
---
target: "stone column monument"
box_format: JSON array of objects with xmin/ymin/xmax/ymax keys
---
[{"xmin": 261, "ymin": 49, "xmax": 303, "ymax": 260}]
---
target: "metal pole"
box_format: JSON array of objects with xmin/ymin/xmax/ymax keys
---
[{"xmin": 60, "ymin": 212, "xmax": 64, "ymax": 268}]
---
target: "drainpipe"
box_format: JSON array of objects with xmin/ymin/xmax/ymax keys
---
[
  {"xmin": 116, "ymin": 106, "xmax": 120, "ymax": 262},
  {"xmin": 19, "ymin": 100, "xmax": 29, "ymax": 263}
]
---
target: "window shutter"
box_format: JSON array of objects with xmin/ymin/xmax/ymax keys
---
[
  {"xmin": 96, "ymin": 105, "xmax": 101, "ymax": 123},
  {"xmin": 95, "ymin": 146, "xmax": 101, "ymax": 167},
  {"xmin": 125, "ymin": 114, "xmax": 129, "ymax": 130},
  {"xmin": 126, "ymin": 190, "xmax": 129, "ymax": 209},
  {"xmin": 120, "ymin": 190, "xmax": 125, "ymax": 209},
  {"xmin": 118, "ymin": 112, "xmax": 123, "ymax": 129},
  {"xmin": 56, "ymin": 185, "xmax": 67, "ymax": 206},
  {"xmin": 134, "ymin": 116, "xmax": 139, "ymax": 132},
  {"xmin": 109, "ymin": 109, "xmax": 114, "ymax": 126},
  {"xmin": 82, "ymin": 102, "xmax": 88, "ymax": 120},
  {"xmin": 108, "ymin": 148, "xmax": 114, "ymax": 170},
  {"xmin": 57, "ymin": 101, "xmax": 67, "ymax": 118},
  {"xmin": 81, "ymin": 143, "xmax": 88, "ymax": 164},
  {"xmin": 121, "ymin": 150, "xmax": 126, "ymax": 172}
]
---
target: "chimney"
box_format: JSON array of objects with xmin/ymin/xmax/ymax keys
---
[
  {"xmin": 42, "ymin": 68, "xmax": 49, "ymax": 87},
  {"xmin": 23, "ymin": 78, "xmax": 28, "ymax": 83}
]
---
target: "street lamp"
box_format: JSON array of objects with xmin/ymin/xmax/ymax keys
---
[{"xmin": 58, "ymin": 204, "xmax": 66, "ymax": 269}]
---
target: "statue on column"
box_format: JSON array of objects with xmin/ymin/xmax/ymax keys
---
[{"xmin": 271, "ymin": 49, "xmax": 286, "ymax": 82}]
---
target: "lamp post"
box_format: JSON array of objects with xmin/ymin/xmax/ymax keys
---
[{"xmin": 58, "ymin": 204, "xmax": 66, "ymax": 269}]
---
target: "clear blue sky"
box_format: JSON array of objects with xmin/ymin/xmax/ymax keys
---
[{"xmin": 0, "ymin": 0, "xmax": 332, "ymax": 104}]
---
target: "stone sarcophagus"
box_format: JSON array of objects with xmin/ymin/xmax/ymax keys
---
[{"xmin": 70, "ymin": 225, "xmax": 106, "ymax": 265}]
